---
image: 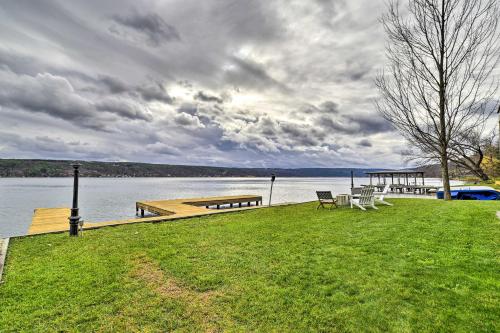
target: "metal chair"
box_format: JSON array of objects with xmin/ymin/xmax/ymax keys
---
[{"xmin": 316, "ymin": 191, "xmax": 337, "ymax": 210}]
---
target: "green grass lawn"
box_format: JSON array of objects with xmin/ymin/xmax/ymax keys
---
[{"xmin": 1, "ymin": 199, "xmax": 499, "ymax": 332}]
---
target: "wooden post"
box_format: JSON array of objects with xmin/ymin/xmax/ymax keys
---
[
  {"xmin": 247, "ymin": 202, "xmax": 251, "ymax": 206},
  {"xmin": 239, "ymin": 203, "xmax": 242, "ymax": 207},
  {"xmin": 230, "ymin": 203, "xmax": 233, "ymax": 208},
  {"xmin": 217, "ymin": 204, "xmax": 220, "ymax": 209},
  {"xmin": 141, "ymin": 209, "xmax": 144, "ymax": 217}
]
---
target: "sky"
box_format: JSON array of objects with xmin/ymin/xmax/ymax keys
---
[{"xmin": 0, "ymin": 0, "xmax": 491, "ymax": 169}]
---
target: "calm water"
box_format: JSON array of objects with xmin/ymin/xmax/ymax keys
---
[{"xmin": 0, "ymin": 177, "xmax": 458, "ymax": 237}]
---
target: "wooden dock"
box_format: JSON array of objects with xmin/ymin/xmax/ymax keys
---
[
  {"xmin": 136, "ymin": 195, "xmax": 263, "ymax": 217},
  {"xmin": 28, "ymin": 195, "xmax": 263, "ymax": 236},
  {"xmin": 361, "ymin": 184, "xmax": 439, "ymax": 194},
  {"xmin": 29, "ymin": 208, "xmax": 71, "ymax": 235}
]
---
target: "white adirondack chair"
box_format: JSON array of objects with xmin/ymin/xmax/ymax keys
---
[
  {"xmin": 350, "ymin": 187, "xmax": 377, "ymax": 210},
  {"xmin": 374, "ymin": 184, "xmax": 393, "ymax": 206}
]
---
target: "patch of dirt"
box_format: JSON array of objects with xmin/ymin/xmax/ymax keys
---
[{"xmin": 130, "ymin": 255, "xmax": 222, "ymax": 332}]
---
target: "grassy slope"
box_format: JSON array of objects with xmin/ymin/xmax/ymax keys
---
[{"xmin": 0, "ymin": 199, "xmax": 499, "ymax": 332}]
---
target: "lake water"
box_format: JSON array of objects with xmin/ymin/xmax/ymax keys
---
[{"xmin": 0, "ymin": 177, "xmax": 460, "ymax": 237}]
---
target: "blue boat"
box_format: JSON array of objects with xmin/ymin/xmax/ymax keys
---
[{"xmin": 436, "ymin": 186, "xmax": 500, "ymax": 200}]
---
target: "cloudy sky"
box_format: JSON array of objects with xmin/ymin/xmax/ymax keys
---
[{"xmin": 0, "ymin": 0, "xmax": 453, "ymax": 168}]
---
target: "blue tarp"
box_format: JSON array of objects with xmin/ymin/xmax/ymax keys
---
[{"xmin": 437, "ymin": 186, "xmax": 500, "ymax": 200}]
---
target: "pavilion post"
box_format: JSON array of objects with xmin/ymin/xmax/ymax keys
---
[
  {"xmin": 391, "ymin": 174, "xmax": 394, "ymax": 185},
  {"xmin": 422, "ymin": 173, "xmax": 425, "ymax": 185}
]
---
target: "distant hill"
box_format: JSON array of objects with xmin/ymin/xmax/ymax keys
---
[{"xmin": 0, "ymin": 159, "xmax": 394, "ymax": 178}]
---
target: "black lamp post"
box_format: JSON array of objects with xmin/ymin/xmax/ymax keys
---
[
  {"xmin": 350, "ymin": 170, "xmax": 354, "ymax": 189},
  {"xmin": 68, "ymin": 163, "xmax": 81, "ymax": 236},
  {"xmin": 269, "ymin": 174, "xmax": 276, "ymax": 206}
]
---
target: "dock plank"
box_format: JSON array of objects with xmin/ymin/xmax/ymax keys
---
[{"xmin": 29, "ymin": 208, "xmax": 71, "ymax": 235}]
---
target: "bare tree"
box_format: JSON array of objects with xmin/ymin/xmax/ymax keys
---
[{"xmin": 375, "ymin": 0, "xmax": 500, "ymax": 199}]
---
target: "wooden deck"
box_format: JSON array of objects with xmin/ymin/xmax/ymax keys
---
[
  {"xmin": 29, "ymin": 208, "xmax": 71, "ymax": 235},
  {"xmin": 28, "ymin": 195, "xmax": 263, "ymax": 236}
]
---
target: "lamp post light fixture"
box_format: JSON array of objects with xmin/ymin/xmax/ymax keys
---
[
  {"xmin": 68, "ymin": 163, "xmax": 81, "ymax": 236},
  {"xmin": 269, "ymin": 174, "xmax": 276, "ymax": 206}
]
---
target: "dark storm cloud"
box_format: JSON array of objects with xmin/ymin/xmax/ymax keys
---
[
  {"xmin": 312, "ymin": 102, "xmax": 394, "ymax": 135},
  {"xmin": 340, "ymin": 60, "xmax": 373, "ymax": 82},
  {"xmin": 0, "ymin": 48, "xmax": 43, "ymax": 75},
  {"xmin": 136, "ymin": 82, "xmax": 173, "ymax": 104},
  {"xmin": 0, "ymin": 69, "xmax": 95, "ymax": 123},
  {"xmin": 0, "ymin": 47, "xmax": 172, "ymax": 107},
  {"xmin": 177, "ymin": 103, "xmax": 198, "ymax": 116},
  {"xmin": 110, "ymin": 12, "xmax": 180, "ymax": 46},
  {"xmin": 0, "ymin": 68, "xmax": 157, "ymax": 130},
  {"xmin": 95, "ymin": 97, "xmax": 152, "ymax": 121},
  {"xmin": 224, "ymin": 56, "xmax": 290, "ymax": 92},
  {"xmin": 146, "ymin": 143, "xmax": 181, "ymax": 156},
  {"xmin": 83, "ymin": 74, "xmax": 173, "ymax": 104},
  {"xmin": 303, "ymin": 101, "xmax": 340, "ymax": 115},
  {"xmin": 98, "ymin": 75, "xmax": 129, "ymax": 94},
  {"xmin": 280, "ymin": 122, "xmax": 324, "ymax": 147},
  {"xmin": 344, "ymin": 115, "xmax": 394, "ymax": 134},
  {"xmin": 258, "ymin": 117, "xmax": 278, "ymax": 137},
  {"xmin": 0, "ymin": 131, "xmax": 112, "ymax": 160},
  {"xmin": 358, "ymin": 139, "xmax": 372, "ymax": 147},
  {"xmin": 194, "ymin": 91, "xmax": 224, "ymax": 104},
  {"xmin": 320, "ymin": 101, "xmax": 341, "ymax": 114},
  {"xmin": 220, "ymin": 114, "xmax": 328, "ymax": 152}
]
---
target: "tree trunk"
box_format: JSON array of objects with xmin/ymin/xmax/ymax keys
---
[
  {"xmin": 438, "ymin": 1, "xmax": 451, "ymax": 201},
  {"xmin": 441, "ymin": 152, "xmax": 452, "ymax": 200}
]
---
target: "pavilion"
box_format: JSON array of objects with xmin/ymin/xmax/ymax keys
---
[
  {"xmin": 365, "ymin": 170, "xmax": 425, "ymax": 186},
  {"xmin": 363, "ymin": 170, "xmax": 438, "ymax": 194}
]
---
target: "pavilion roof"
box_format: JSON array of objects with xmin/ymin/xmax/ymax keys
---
[{"xmin": 365, "ymin": 170, "xmax": 424, "ymax": 175}]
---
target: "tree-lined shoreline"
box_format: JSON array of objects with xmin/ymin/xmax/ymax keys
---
[{"xmin": 0, "ymin": 158, "xmax": 444, "ymax": 178}]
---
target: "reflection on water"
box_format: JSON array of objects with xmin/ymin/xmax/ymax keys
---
[{"xmin": 0, "ymin": 177, "xmax": 459, "ymax": 237}]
